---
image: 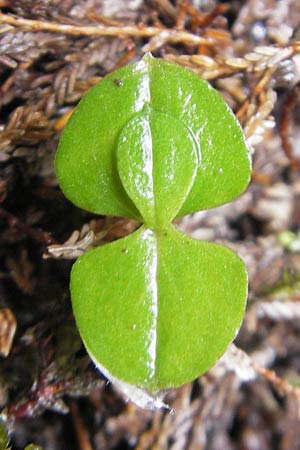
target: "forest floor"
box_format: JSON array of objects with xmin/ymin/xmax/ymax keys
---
[{"xmin": 1, "ymin": 0, "xmax": 300, "ymax": 449}]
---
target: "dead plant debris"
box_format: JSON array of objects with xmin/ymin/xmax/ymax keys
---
[{"xmin": 1, "ymin": 0, "xmax": 300, "ymax": 449}]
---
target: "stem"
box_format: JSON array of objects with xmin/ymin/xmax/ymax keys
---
[{"xmin": 0, "ymin": 12, "xmax": 212, "ymax": 46}]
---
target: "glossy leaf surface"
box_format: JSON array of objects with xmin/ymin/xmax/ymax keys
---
[
  {"xmin": 147, "ymin": 57, "xmax": 251, "ymax": 217},
  {"xmin": 55, "ymin": 54, "xmax": 252, "ymax": 403},
  {"xmin": 55, "ymin": 54, "xmax": 251, "ymax": 223},
  {"xmin": 71, "ymin": 225, "xmax": 247, "ymax": 392},
  {"xmin": 117, "ymin": 108, "xmax": 199, "ymax": 228}
]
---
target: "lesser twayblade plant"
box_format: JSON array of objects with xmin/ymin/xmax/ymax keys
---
[{"xmin": 55, "ymin": 54, "xmax": 251, "ymax": 408}]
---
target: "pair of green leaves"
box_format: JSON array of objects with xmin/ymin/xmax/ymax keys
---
[{"xmin": 55, "ymin": 54, "xmax": 251, "ymax": 407}]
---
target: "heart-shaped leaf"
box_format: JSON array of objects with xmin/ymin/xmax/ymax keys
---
[
  {"xmin": 71, "ymin": 225, "xmax": 247, "ymax": 393},
  {"xmin": 117, "ymin": 107, "xmax": 199, "ymax": 228}
]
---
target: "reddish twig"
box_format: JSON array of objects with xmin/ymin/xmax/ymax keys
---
[
  {"xmin": 188, "ymin": 3, "xmax": 228, "ymax": 29},
  {"xmin": 7, "ymin": 378, "xmax": 67, "ymax": 421},
  {"xmin": 254, "ymin": 364, "xmax": 300, "ymax": 403},
  {"xmin": 109, "ymin": 39, "xmax": 136, "ymax": 72}
]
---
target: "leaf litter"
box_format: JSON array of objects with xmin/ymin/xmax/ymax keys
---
[{"xmin": 1, "ymin": 0, "xmax": 300, "ymax": 448}]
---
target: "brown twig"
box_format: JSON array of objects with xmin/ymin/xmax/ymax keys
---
[
  {"xmin": 254, "ymin": 364, "xmax": 300, "ymax": 403},
  {"xmin": 0, "ymin": 308, "xmax": 16, "ymax": 357},
  {"xmin": 221, "ymin": 345, "xmax": 300, "ymax": 409},
  {"xmin": 0, "ymin": 61, "xmax": 31, "ymax": 95},
  {"xmin": 109, "ymin": 39, "xmax": 136, "ymax": 71},
  {"xmin": 0, "ymin": 207, "xmax": 56, "ymax": 246},
  {"xmin": 70, "ymin": 401, "xmax": 93, "ymax": 450},
  {"xmin": 236, "ymin": 66, "xmax": 278, "ymax": 121},
  {"xmin": 0, "ymin": 12, "xmax": 213, "ymax": 46},
  {"xmin": 188, "ymin": 3, "xmax": 228, "ymax": 30},
  {"xmin": 279, "ymin": 85, "xmax": 300, "ymax": 172}
]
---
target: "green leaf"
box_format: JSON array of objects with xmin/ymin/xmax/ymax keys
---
[
  {"xmin": 55, "ymin": 59, "xmax": 152, "ymax": 219},
  {"xmin": 146, "ymin": 56, "xmax": 251, "ymax": 216},
  {"xmin": 0, "ymin": 421, "xmax": 10, "ymax": 450},
  {"xmin": 24, "ymin": 445, "xmax": 42, "ymax": 450},
  {"xmin": 55, "ymin": 54, "xmax": 251, "ymax": 223},
  {"xmin": 0, "ymin": 420, "xmax": 11, "ymax": 450},
  {"xmin": 71, "ymin": 225, "xmax": 247, "ymax": 392},
  {"xmin": 117, "ymin": 107, "xmax": 199, "ymax": 228}
]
